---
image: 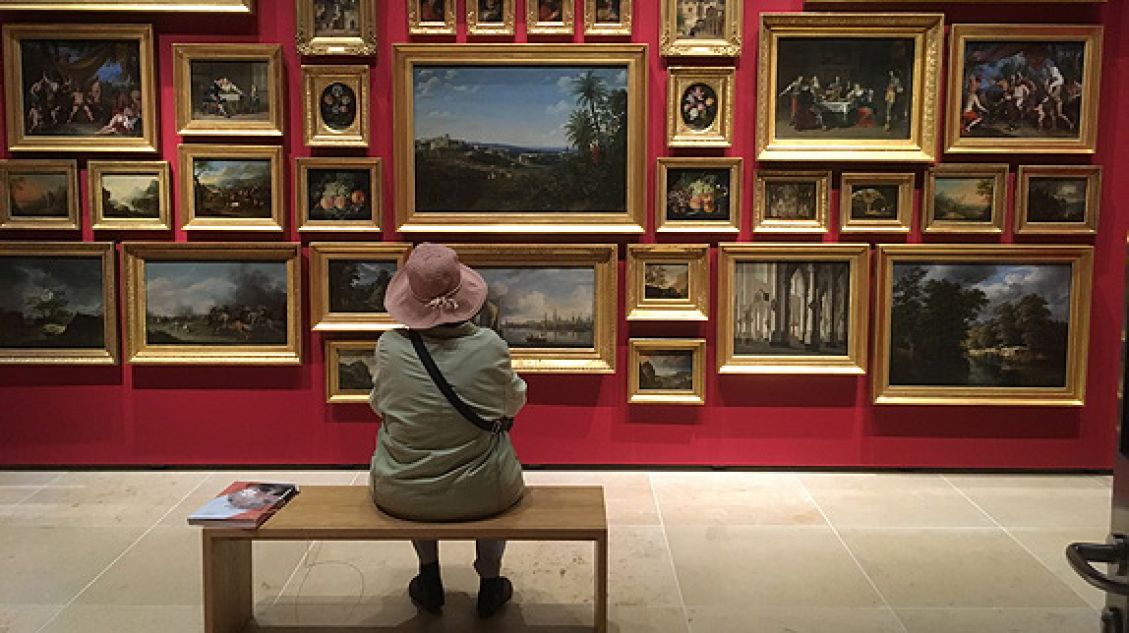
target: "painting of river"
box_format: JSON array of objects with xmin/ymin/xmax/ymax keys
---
[{"xmin": 472, "ymin": 266, "xmax": 595, "ymax": 349}]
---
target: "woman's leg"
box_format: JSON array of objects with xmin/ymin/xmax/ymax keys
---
[
  {"xmin": 474, "ymin": 539, "xmax": 506, "ymax": 578},
  {"xmin": 412, "ymin": 539, "xmax": 439, "ymax": 566}
]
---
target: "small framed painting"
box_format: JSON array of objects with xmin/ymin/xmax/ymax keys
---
[
  {"xmin": 626, "ymin": 244, "xmax": 709, "ymax": 321},
  {"xmin": 839, "ymin": 172, "xmax": 914, "ymax": 234},
  {"xmin": 667, "ymin": 66, "xmax": 734, "ymax": 148},
  {"xmin": 325, "ymin": 339, "xmax": 379, "ymax": 403},
  {"xmin": 753, "ymin": 170, "xmax": 831, "ymax": 234},
  {"xmin": 309, "ymin": 242, "xmax": 411, "ymax": 331},
  {"xmin": 655, "ymin": 157, "xmax": 741, "ymax": 234},
  {"xmin": 0, "ymin": 0, "xmax": 253, "ymax": 10},
  {"xmin": 178, "ymin": 144, "xmax": 285, "ymax": 233},
  {"xmin": 467, "ymin": 0, "xmax": 515, "ymax": 36},
  {"xmin": 527, "ymin": 0, "xmax": 574, "ymax": 35},
  {"xmin": 923, "ymin": 163, "xmax": 1007, "ymax": 235},
  {"xmin": 628, "ymin": 338, "xmax": 706, "ymax": 405},
  {"xmin": 408, "ymin": 0, "xmax": 456, "ymax": 36},
  {"xmin": 1015, "ymin": 165, "xmax": 1101, "ymax": 236},
  {"xmin": 584, "ymin": 0, "xmax": 632, "ymax": 37},
  {"xmin": 660, "ymin": 0, "xmax": 742, "ymax": 57},
  {"xmin": 88, "ymin": 161, "xmax": 171, "ymax": 232},
  {"xmin": 0, "ymin": 242, "xmax": 118, "ymax": 365},
  {"xmin": 173, "ymin": 43, "xmax": 285, "ymax": 137},
  {"xmin": 122, "ymin": 242, "xmax": 302, "ymax": 365},
  {"xmin": 296, "ymin": 157, "xmax": 381, "ymax": 233},
  {"xmin": 0, "ymin": 159, "xmax": 79, "ymax": 231},
  {"xmin": 296, "ymin": 0, "xmax": 378, "ymax": 56},
  {"xmin": 302, "ymin": 65, "xmax": 369, "ymax": 148}
]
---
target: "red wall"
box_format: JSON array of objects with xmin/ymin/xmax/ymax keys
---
[{"xmin": 0, "ymin": 0, "xmax": 1125, "ymax": 468}]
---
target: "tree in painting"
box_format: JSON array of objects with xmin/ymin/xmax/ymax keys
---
[
  {"xmin": 0, "ymin": 257, "xmax": 105, "ymax": 349},
  {"xmin": 327, "ymin": 261, "xmax": 394, "ymax": 313}
]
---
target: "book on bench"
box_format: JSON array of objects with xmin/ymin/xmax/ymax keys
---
[{"xmin": 188, "ymin": 481, "xmax": 300, "ymax": 529}]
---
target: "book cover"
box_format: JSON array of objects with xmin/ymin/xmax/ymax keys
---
[{"xmin": 188, "ymin": 481, "xmax": 299, "ymax": 528}]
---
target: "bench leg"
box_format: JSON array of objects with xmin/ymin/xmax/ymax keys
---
[
  {"xmin": 594, "ymin": 533, "xmax": 608, "ymax": 633},
  {"xmin": 202, "ymin": 534, "xmax": 253, "ymax": 633}
]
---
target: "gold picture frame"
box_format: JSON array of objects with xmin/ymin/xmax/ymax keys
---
[
  {"xmin": 756, "ymin": 13, "xmax": 943, "ymax": 163},
  {"xmin": 839, "ymin": 172, "xmax": 914, "ymax": 234},
  {"xmin": 296, "ymin": 157, "xmax": 382, "ymax": 233},
  {"xmin": 922, "ymin": 163, "xmax": 1007, "ymax": 235},
  {"xmin": 655, "ymin": 157, "xmax": 741, "ymax": 234},
  {"xmin": 467, "ymin": 0, "xmax": 515, "ymax": 36},
  {"xmin": 309, "ymin": 242, "xmax": 411, "ymax": 332},
  {"xmin": 1015, "ymin": 165, "xmax": 1101, "ymax": 236},
  {"xmin": 627, "ymin": 244, "xmax": 709, "ymax": 322},
  {"xmin": 173, "ymin": 43, "xmax": 285, "ymax": 137},
  {"xmin": 450, "ymin": 243, "xmax": 617, "ymax": 373},
  {"xmin": 302, "ymin": 65, "xmax": 370, "ymax": 148},
  {"xmin": 88, "ymin": 161, "xmax": 171, "ymax": 232},
  {"xmin": 753, "ymin": 170, "xmax": 831, "ymax": 234},
  {"xmin": 667, "ymin": 66, "xmax": 734, "ymax": 148},
  {"xmin": 408, "ymin": 0, "xmax": 456, "ymax": 36},
  {"xmin": 394, "ymin": 44, "xmax": 648, "ymax": 234},
  {"xmin": 873, "ymin": 244, "xmax": 1093, "ymax": 406},
  {"xmin": 0, "ymin": 0, "xmax": 253, "ymax": 11},
  {"xmin": 527, "ymin": 0, "xmax": 575, "ymax": 35},
  {"xmin": 122, "ymin": 242, "xmax": 302, "ymax": 365},
  {"xmin": 0, "ymin": 242, "xmax": 118, "ymax": 366},
  {"xmin": 718, "ymin": 243, "xmax": 870, "ymax": 375},
  {"xmin": 296, "ymin": 0, "xmax": 377, "ymax": 56},
  {"xmin": 945, "ymin": 24, "xmax": 1103, "ymax": 155},
  {"xmin": 2, "ymin": 23, "xmax": 158, "ymax": 154},
  {"xmin": 325, "ymin": 339, "xmax": 379, "ymax": 404},
  {"xmin": 178, "ymin": 144, "xmax": 285, "ymax": 233},
  {"xmin": 0, "ymin": 159, "xmax": 80, "ymax": 231},
  {"xmin": 628, "ymin": 338, "xmax": 706, "ymax": 405},
  {"xmin": 660, "ymin": 0, "xmax": 742, "ymax": 57},
  {"xmin": 584, "ymin": 0, "xmax": 632, "ymax": 36}
]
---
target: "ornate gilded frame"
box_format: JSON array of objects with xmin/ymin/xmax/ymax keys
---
[
  {"xmin": 667, "ymin": 66, "xmax": 734, "ymax": 148},
  {"xmin": 309, "ymin": 242, "xmax": 411, "ymax": 332},
  {"xmin": 450, "ymin": 243, "xmax": 617, "ymax": 373},
  {"xmin": 527, "ymin": 0, "xmax": 575, "ymax": 35},
  {"xmin": 922, "ymin": 163, "xmax": 1007, "ymax": 235},
  {"xmin": 173, "ymin": 43, "xmax": 285, "ymax": 137},
  {"xmin": 1015, "ymin": 165, "xmax": 1101, "ymax": 236},
  {"xmin": 88, "ymin": 161, "xmax": 171, "ymax": 232},
  {"xmin": 0, "ymin": 159, "xmax": 80, "ymax": 231},
  {"xmin": 296, "ymin": 157, "xmax": 382, "ymax": 233},
  {"xmin": 467, "ymin": 0, "xmax": 515, "ymax": 36},
  {"xmin": 756, "ymin": 13, "xmax": 943, "ymax": 163},
  {"xmin": 296, "ymin": 0, "xmax": 377, "ymax": 56},
  {"xmin": 584, "ymin": 0, "xmax": 632, "ymax": 36},
  {"xmin": 718, "ymin": 243, "xmax": 870, "ymax": 375},
  {"xmin": 178, "ymin": 144, "xmax": 285, "ymax": 233},
  {"xmin": 408, "ymin": 0, "xmax": 456, "ymax": 36},
  {"xmin": 2, "ymin": 24, "xmax": 158, "ymax": 154},
  {"xmin": 122, "ymin": 242, "xmax": 301, "ymax": 365},
  {"xmin": 628, "ymin": 338, "xmax": 706, "ymax": 405},
  {"xmin": 0, "ymin": 0, "xmax": 252, "ymax": 10},
  {"xmin": 393, "ymin": 44, "xmax": 648, "ymax": 234},
  {"xmin": 873, "ymin": 244, "xmax": 1093, "ymax": 406},
  {"xmin": 0, "ymin": 242, "xmax": 118, "ymax": 366},
  {"xmin": 655, "ymin": 157, "xmax": 741, "ymax": 234},
  {"xmin": 627, "ymin": 244, "xmax": 709, "ymax": 321},
  {"xmin": 753, "ymin": 169, "xmax": 831, "ymax": 234},
  {"xmin": 839, "ymin": 172, "xmax": 914, "ymax": 234},
  {"xmin": 945, "ymin": 24, "xmax": 1103, "ymax": 155},
  {"xmin": 325, "ymin": 339, "xmax": 379, "ymax": 404},
  {"xmin": 660, "ymin": 0, "xmax": 741, "ymax": 57},
  {"xmin": 302, "ymin": 65, "xmax": 370, "ymax": 148}
]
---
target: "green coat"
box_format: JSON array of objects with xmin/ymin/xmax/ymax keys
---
[{"xmin": 368, "ymin": 322, "xmax": 527, "ymax": 521}]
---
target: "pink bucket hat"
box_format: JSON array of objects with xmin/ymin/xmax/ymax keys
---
[{"xmin": 384, "ymin": 243, "xmax": 488, "ymax": 329}]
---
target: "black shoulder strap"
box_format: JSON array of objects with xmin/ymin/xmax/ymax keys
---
[{"xmin": 406, "ymin": 330, "xmax": 513, "ymax": 434}]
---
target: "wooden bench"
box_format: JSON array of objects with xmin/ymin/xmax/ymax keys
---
[{"xmin": 202, "ymin": 485, "xmax": 608, "ymax": 632}]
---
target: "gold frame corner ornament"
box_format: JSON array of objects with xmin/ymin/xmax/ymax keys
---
[
  {"xmin": 302, "ymin": 64, "xmax": 370, "ymax": 148},
  {"xmin": 1014, "ymin": 165, "xmax": 1102, "ymax": 236},
  {"xmin": 667, "ymin": 66, "xmax": 735, "ymax": 149},
  {"xmin": 296, "ymin": 0, "xmax": 377, "ymax": 56},
  {"xmin": 178, "ymin": 144, "xmax": 286, "ymax": 233},
  {"xmin": 628, "ymin": 338, "xmax": 707, "ymax": 405},
  {"xmin": 922, "ymin": 163, "xmax": 1008, "ymax": 235},
  {"xmin": 626, "ymin": 244, "xmax": 710, "ymax": 322},
  {"xmin": 88, "ymin": 160, "xmax": 173, "ymax": 232},
  {"xmin": 308, "ymin": 242, "xmax": 412, "ymax": 332},
  {"xmin": 172, "ymin": 43, "xmax": 285, "ymax": 138},
  {"xmin": 660, "ymin": 0, "xmax": 742, "ymax": 58}
]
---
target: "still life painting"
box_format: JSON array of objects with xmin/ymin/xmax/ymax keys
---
[
  {"xmin": 303, "ymin": 65, "xmax": 369, "ymax": 147},
  {"xmin": 655, "ymin": 157, "xmax": 740, "ymax": 233},
  {"xmin": 297, "ymin": 158, "xmax": 381, "ymax": 232},
  {"xmin": 667, "ymin": 66, "xmax": 734, "ymax": 148}
]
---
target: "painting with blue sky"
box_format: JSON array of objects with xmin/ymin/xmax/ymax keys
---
[
  {"xmin": 192, "ymin": 159, "xmax": 273, "ymax": 218},
  {"xmin": 473, "ymin": 267, "xmax": 595, "ymax": 348}
]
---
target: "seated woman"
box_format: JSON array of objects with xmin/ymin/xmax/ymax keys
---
[{"xmin": 368, "ymin": 242, "xmax": 527, "ymax": 618}]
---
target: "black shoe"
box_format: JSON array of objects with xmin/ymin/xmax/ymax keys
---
[
  {"xmin": 477, "ymin": 576, "xmax": 513, "ymax": 618},
  {"xmin": 408, "ymin": 562, "xmax": 444, "ymax": 614}
]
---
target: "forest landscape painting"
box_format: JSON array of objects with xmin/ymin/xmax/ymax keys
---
[
  {"xmin": 327, "ymin": 260, "xmax": 394, "ymax": 313},
  {"xmin": 337, "ymin": 347, "xmax": 376, "ymax": 391},
  {"xmin": 473, "ymin": 267, "xmax": 595, "ymax": 348},
  {"xmin": 0, "ymin": 256, "xmax": 105, "ymax": 349}
]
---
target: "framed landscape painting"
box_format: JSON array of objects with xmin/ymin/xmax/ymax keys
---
[
  {"xmin": 173, "ymin": 43, "xmax": 285, "ymax": 137},
  {"xmin": 873, "ymin": 244, "xmax": 1093, "ymax": 406},
  {"xmin": 718, "ymin": 243, "xmax": 870, "ymax": 375},
  {"xmin": 178, "ymin": 144, "xmax": 285, "ymax": 232},
  {"xmin": 839, "ymin": 172, "xmax": 914, "ymax": 234},
  {"xmin": 302, "ymin": 65, "xmax": 369, "ymax": 147},
  {"xmin": 325, "ymin": 339, "xmax": 379, "ymax": 403},
  {"xmin": 527, "ymin": 0, "xmax": 574, "ymax": 35},
  {"xmin": 295, "ymin": 0, "xmax": 377, "ymax": 56},
  {"xmin": 660, "ymin": 0, "xmax": 742, "ymax": 57},
  {"xmin": 945, "ymin": 24, "xmax": 1103, "ymax": 155},
  {"xmin": 667, "ymin": 66, "xmax": 734, "ymax": 148},
  {"xmin": 393, "ymin": 44, "xmax": 647, "ymax": 233},
  {"xmin": 626, "ymin": 244, "xmax": 709, "ymax": 321},
  {"xmin": 88, "ymin": 161, "xmax": 171, "ymax": 231},
  {"xmin": 309, "ymin": 243, "xmax": 411, "ymax": 331},
  {"xmin": 0, "ymin": 242, "xmax": 117, "ymax": 365},
  {"xmin": 296, "ymin": 157, "xmax": 381, "ymax": 232},
  {"xmin": 756, "ymin": 13, "xmax": 943, "ymax": 162},
  {"xmin": 923, "ymin": 163, "xmax": 1007, "ymax": 235},
  {"xmin": 753, "ymin": 170, "xmax": 831, "ymax": 234},
  {"xmin": 2, "ymin": 23, "xmax": 157, "ymax": 153},
  {"xmin": 122, "ymin": 242, "xmax": 302, "ymax": 365},
  {"xmin": 656, "ymin": 157, "xmax": 740, "ymax": 233},
  {"xmin": 408, "ymin": 0, "xmax": 456, "ymax": 36},
  {"xmin": 584, "ymin": 0, "xmax": 632, "ymax": 37},
  {"xmin": 628, "ymin": 339, "xmax": 706, "ymax": 405},
  {"xmin": 451, "ymin": 244, "xmax": 617, "ymax": 373},
  {"xmin": 1015, "ymin": 165, "xmax": 1101, "ymax": 236},
  {"xmin": 467, "ymin": 0, "xmax": 515, "ymax": 36},
  {"xmin": 0, "ymin": 159, "xmax": 80, "ymax": 231}
]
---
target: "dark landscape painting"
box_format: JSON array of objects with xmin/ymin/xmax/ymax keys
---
[
  {"xmin": 473, "ymin": 267, "xmax": 595, "ymax": 348},
  {"xmin": 675, "ymin": 0, "xmax": 727, "ymax": 40},
  {"xmin": 19, "ymin": 38, "xmax": 144, "ymax": 138},
  {"xmin": 889, "ymin": 262, "xmax": 1072, "ymax": 387},
  {"xmin": 6, "ymin": 172, "xmax": 69, "ymax": 217},
  {"xmin": 314, "ymin": 0, "xmax": 362, "ymax": 36},
  {"xmin": 638, "ymin": 350, "xmax": 694, "ymax": 391},
  {"xmin": 190, "ymin": 61, "xmax": 270, "ymax": 121},
  {"xmin": 0, "ymin": 256, "xmax": 105, "ymax": 349},
  {"xmin": 933, "ymin": 177, "xmax": 994, "ymax": 221},
  {"xmin": 732, "ymin": 261, "xmax": 851, "ymax": 356},
  {"xmin": 644, "ymin": 263, "xmax": 689, "ymax": 300},
  {"xmin": 144, "ymin": 261, "xmax": 288, "ymax": 345},
  {"xmin": 413, "ymin": 65, "xmax": 629, "ymax": 213},
  {"xmin": 764, "ymin": 182, "xmax": 817, "ymax": 220},
  {"xmin": 337, "ymin": 347, "xmax": 376, "ymax": 391},
  {"xmin": 850, "ymin": 184, "xmax": 900, "ymax": 220},
  {"xmin": 101, "ymin": 173, "xmax": 160, "ymax": 219},
  {"xmin": 193, "ymin": 159, "xmax": 272, "ymax": 218},
  {"xmin": 775, "ymin": 38, "xmax": 915, "ymax": 140},
  {"xmin": 307, "ymin": 168, "xmax": 372, "ymax": 221},
  {"xmin": 327, "ymin": 260, "xmax": 395, "ymax": 313},
  {"xmin": 1026, "ymin": 177, "xmax": 1088, "ymax": 223},
  {"xmin": 665, "ymin": 168, "xmax": 730, "ymax": 221}
]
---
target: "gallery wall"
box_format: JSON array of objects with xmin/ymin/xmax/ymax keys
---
[{"xmin": 0, "ymin": 0, "xmax": 1126, "ymax": 468}]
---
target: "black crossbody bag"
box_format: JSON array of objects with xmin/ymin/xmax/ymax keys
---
[{"xmin": 406, "ymin": 330, "xmax": 514, "ymax": 435}]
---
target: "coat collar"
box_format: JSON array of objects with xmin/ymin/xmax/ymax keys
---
[{"xmin": 413, "ymin": 321, "xmax": 478, "ymax": 339}]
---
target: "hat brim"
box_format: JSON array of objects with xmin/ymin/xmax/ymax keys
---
[{"xmin": 384, "ymin": 263, "xmax": 488, "ymax": 329}]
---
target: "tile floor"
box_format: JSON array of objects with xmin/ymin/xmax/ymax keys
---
[{"xmin": 0, "ymin": 469, "xmax": 1114, "ymax": 633}]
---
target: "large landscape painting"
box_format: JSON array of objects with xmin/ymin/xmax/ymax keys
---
[
  {"xmin": 473, "ymin": 267, "xmax": 595, "ymax": 348},
  {"xmin": 0, "ymin": 256, "xmax": 105, "ymax": 349},
  {"xmin": 731, "ymin": 261, "xmax": 851, "ymax": 356}
]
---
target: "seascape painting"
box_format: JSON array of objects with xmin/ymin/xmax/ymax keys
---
[
  {"xmin": 1026, "ymin": 177, "xmax": 1088, "ymax": 223},
  {"xmin": 933, "ymin": 177, "xmax": 994, "ymax": 222},
  {"xmin": 473, "ymin": 267, "xmax": 595, "ymax": 348},
  {"xmin": 189, "ymin": 61, "xmax": 270, "ymax": 122},
  {"xmin": 6, "ymin": 172, "xmax": 69, "ymax": 217},
  {"xmin": 192, "ymin": 159, "xmax": 272, "ymax": 218},
  {"xmin": 675, "ymin": 0, "xmax": 726, "ymax": 40},
  {"xmin": 337, "ymin": 347, "xmax": 376, "ymax": 391},
  {"xmin": 314, "ymin": 0, "xmax": 362, "ymax": 36},
  {"xmin": 889, "ymin": 262, "xmax": 1073, "ymax": 388},
  {"xmin": 732, "ymin": 261, "xmax": 851, "ymax": 356},
  {"xmin": 144, "ymin": 261, "xmax": 288, "ymax": 345},
  {"xmin": 665, "ymin": 168, "xmax": 731, "ymax": 222},
  {"xmin": 849, "ymin": 184, "xmax": 900, "ymax": 220},
  {"xmin": 644, "ymin": 263, "xmax": 689, "ymax": 300},
  {"xmin": 0, "ymin": 256, "xmax": 105, "ymax": 349},
  {"xmin": 638, "ymin": 350, "xmax": 694, "ymax": 391},
  {"xmin": 307, "ymin": 168, "xmax": 372, "ymax": 221},
  {"xmin": 764, "ymin": 182, "xmax": 817, "ymax": 220},
  {"xmin": 327, "ymin": 260, "xmax": 395, "ymax": 313},
  {"xmin": 100, "ymin": 173, "xmax": 160, "ymax": 219}
]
